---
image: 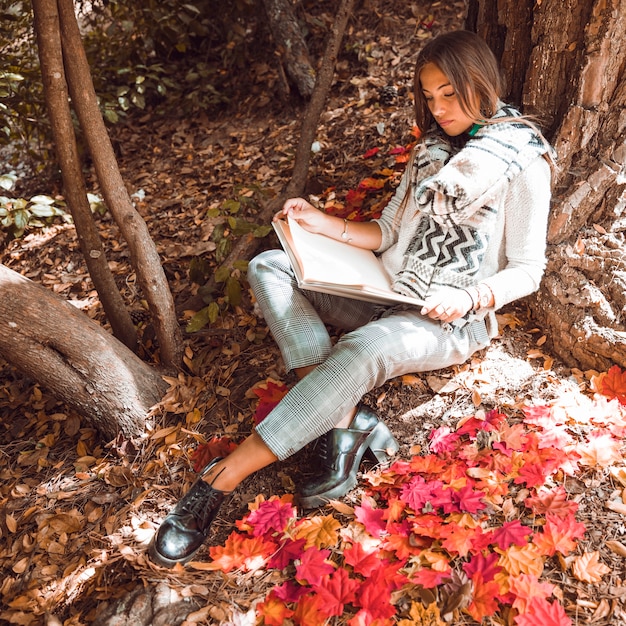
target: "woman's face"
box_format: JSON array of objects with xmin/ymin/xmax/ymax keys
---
[{"xmin": 419, "ymin": 62, "xmax": 477, "ymax": 136}]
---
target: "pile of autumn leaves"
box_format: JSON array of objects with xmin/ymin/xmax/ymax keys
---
[{"xmin": 188, "ymin": 367, "xmax": 626, "ymax": 625}]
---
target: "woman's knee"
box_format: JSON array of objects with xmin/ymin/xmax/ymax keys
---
[{"xmin": 247, "ymin": 249, "xmax": 290, "ymax": 285}]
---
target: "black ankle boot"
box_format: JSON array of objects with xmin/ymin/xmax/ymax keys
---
[
  {"xmin": 149, "ymin": 458, "xmax": 228, "ymax": 567},
  {"xmin": 298, "ymin": 407, "xmax": 398, "ymax": 509}
]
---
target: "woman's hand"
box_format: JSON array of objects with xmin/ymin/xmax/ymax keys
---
[
  {"xmin": 273, "ymin": 198, "xmax": 331, "ymax": 234},
  {"xmin": 421, "ymin": 287, "xmax": 474, "ymax": 323}
]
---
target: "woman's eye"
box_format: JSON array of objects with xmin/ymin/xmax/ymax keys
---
[{"xmin": 444, "ymin": 92, "xmax": 456, "ymax": 98}]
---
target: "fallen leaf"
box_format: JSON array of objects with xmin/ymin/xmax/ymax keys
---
[{"xmin": 571, "ymin": 551, "xmax": 611, "ymax": 583}]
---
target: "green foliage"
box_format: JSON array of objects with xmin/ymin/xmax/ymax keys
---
[
  {"xmin": 185, "ymin": 186, "xmax": 272, "ymax": 333},
  {"xmin": 1, "ymin": 0, "xmax": 267, "ymax": 167},
  {"xmin": 0, "ymin": 193, "xmax": 71, "ymax": 238},
  {"xmin": 0, "ymin": 2, "xmax": 52, "ymax": 169}
]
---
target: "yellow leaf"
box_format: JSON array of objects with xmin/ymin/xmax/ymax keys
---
[
  {"xmin": 572, "ymin": 551, "xmax": 610, "ymax": 583},
  {"xmin": 295, "ymin": 514, "xmax": 341, "ymax": 549}
]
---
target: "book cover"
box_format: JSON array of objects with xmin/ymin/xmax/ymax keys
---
[{"xmin": 272, "ymin": 217, "xmax": 425, "ymax": 307}]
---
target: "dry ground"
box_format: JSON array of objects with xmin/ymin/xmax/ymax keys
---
[{"xmin": 2, "ymin": 1, "xmax": 626, "ymax": 624}]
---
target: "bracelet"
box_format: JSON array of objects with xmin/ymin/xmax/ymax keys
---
[
  {"xmin": 341, "ymin": 218, "xmax": 353, "ymax": 243},
  {"xmin": 462, "ymin": 287, "xmax": 479, "ymax": 311}
]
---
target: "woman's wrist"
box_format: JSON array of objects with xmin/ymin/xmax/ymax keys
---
[
  {"xmin": 464, "ymin": 284, "xmax": 494, "ymax": 312},
  {"xmin": 340, "ymin": 218, "xmax": 353, "ymax": 243}
]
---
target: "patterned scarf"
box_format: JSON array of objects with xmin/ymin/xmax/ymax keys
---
[{"xmin": 393, "ymin": 105, "xmax": 553, "ymax": 299}]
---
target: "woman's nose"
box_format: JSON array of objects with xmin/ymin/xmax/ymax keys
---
[{"xmin": 431, "ymin": 98, "xmax": 446, "ymax": 117}]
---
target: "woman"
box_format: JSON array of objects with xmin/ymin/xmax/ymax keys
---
[{"xmin": 150, "ymin": 30, "xmax": 555, "ymax": 567}]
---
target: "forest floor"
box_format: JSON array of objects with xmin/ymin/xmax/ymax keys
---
[{"xmin": 2, "ymin": 1, "xmax": 626, "ymax": 625}]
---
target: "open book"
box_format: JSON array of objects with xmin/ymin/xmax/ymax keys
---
[{"xmin": 272, "ymin": 217, "xmax": 426, "ymax": 307}]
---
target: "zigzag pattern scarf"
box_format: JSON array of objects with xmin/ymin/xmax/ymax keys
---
[{"xmin": 393, "ymin": 105, "xmax": 553, "ymax": 299}]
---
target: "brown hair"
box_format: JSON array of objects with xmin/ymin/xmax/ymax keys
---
[{"xmin": 413, "ymin": 30, "xmax": 503, "ymax": 133}]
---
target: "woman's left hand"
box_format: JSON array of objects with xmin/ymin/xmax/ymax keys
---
[{"xmin": 421, "ymin": 288, "xmax": 474, "ymax": 322}]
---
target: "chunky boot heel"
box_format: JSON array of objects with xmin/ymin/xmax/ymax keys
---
[
  {"xmin": 298, "ymin": 406, "xmax": 398, "ymax": 510},
  {"xmin": 149, "ymin": 457, "xmax": 229, "ymax": 568},
  {"xmin": 366, "ymin": 421, "xmax": 399, "ymax": 463}
]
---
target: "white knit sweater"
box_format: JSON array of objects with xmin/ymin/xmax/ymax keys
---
[{"xmin": 375, "ymin": 129, "xmax": 552, "ymax": 334}]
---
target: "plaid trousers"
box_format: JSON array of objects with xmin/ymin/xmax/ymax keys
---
[{"xmin": 247, "ymin": 249, "xmax": 491, "ymax": 460}]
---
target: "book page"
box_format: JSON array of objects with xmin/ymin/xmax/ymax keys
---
[{"xmin": 286, "ymin": 216, "xmax": 393, "ymax": 291}]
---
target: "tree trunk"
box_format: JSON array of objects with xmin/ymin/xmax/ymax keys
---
[
  {"xmin": 56, "ymin": 0, "xmax": 183, "ymax": 370},
  {"xmin": 262, "ymin": 0, "xmax": 316, "ymax": 98},
  {"xmin": 468, "ymin": 0, "xmax": 626, "ymax": 371},
  {"xmin": 0, "ymin": 264, "xmax": 168, "ymax": 440},
  {"xmin": 31, "ymin": 0, "xmax": 138, "ymax": 351}
]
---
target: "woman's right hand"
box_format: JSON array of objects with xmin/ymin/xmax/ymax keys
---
[{"xmin": 273, "ymin": 198, "xmax": 331, "ymax": 235}]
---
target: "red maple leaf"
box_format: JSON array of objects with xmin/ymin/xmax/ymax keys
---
[
  {"xmin": 533, "ymin": 513, "xmax": 586, "ymax": 557},
  {"xmin": 191, "ymin": 436, "xmax": 238, "ymax": 472},
  {"xmin": 295, "ymin": 547, "xmax": 335, "ymax": 586},
  {"xmin": 353, "ymin": 567, "xmax": 396, "ymax": 621},
  {"xmin": 428, "ymin": 425, "xmax": 459, "ymax": 453},
  {"xmin": 514, "ymin": 459, "xmax": 550, "ymax": 488},
  {"xmin": 292, "ymin": 593, "xmax": 326, "ymax": 626},
  {"xmin": 343, "ymin": 541, "xmax": 381, "ymax": 577},
  {"xmin": 362, "ymin": 147, "xmax": 380, "ymax": 159},
  {"xmin": 466, "ymin": 572, "xmax": 500, "ymax": 621},
  {"xmin": 508, "ymin": 574, "xmax": 555, "ymax": 613},
  {"xmin": 408, "ymin": 454, "xmax": 449, "ymax": 477},
  {"xmin": 354, "ymin": 498, "xmax": 387, "ymax": 537},
  {"xmin": 207, "ymin": 532, "xmax": 274, "ymax": 572},
  {"xmin": 400, "ymin": 475, "xmax": 442, "ymax": 512},
  {"xmin": 252, "ymin": 380, "xmax": 289, "ymax": 425},
  {"xmin": 345, "ymin": 188, "xmax": 366, "ymax": 211},
  {"xmin": 267, "ymin": 537, "xmax": 307, "ymax": 570},
  {"xmin": 411, "ymin": 567, "xmax": 452, "ymax": 588},
  {"xmin": 438, "ymin": 522, "xmax": 477, "ymax": 558},
  {"xmin": 490, "ymin": 520, "xmax": 531, "ymax": 550},
  {"xmin": 256, "ymin": 592, "xmax": 294, "ymax": 625},
  {"xmin": 463, "ymin": 551, "xmax": 502, "ymax": 582},
  {"xmin": 312, "ymin": 567, "xmax": 360, "ymax": 617},
  {"xmin": 456, "ymin": 409, "xmax": 506, "ymax": 437},
  {"xmin": 453, "ymin": 484, "xmax": 486, "ymax": 514},
  {"xmin": 246, "ymin": 498, "xmax": 296, "ymax": 538},
  {"xmin": 514, "ymin": 597, "xmax": 571, "ymax": 626},
  {"xmin": 524, "ymin": 486, "xmax": 578, "ymax": 518},
  {"xmin": 596, "ymin": 365, "xmax": 626, "ymax": 405},
  {"xmin": 272, "ymin": 579, "xmax": 309, "ymax": 603}
]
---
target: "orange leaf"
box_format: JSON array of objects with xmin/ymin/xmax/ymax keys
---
[
  {"xmin": 256, "ymin": 593, "xmax": 295, "ymax": 625},
  {"xmin": 295, "ymin": 514, "xmax": 341, "ymax": 549},
  {"xmin": 596, "ymin": 365, "xmax": 626, "ymax": 405},
  {"xmin": 496, "ymin": 543, "xmax": 544, "ymax": 577},
  {"xmin": 571, "ymin": 551, "xmax": 611, "ymax": 583}
]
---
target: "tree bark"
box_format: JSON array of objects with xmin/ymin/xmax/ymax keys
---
[
  {"xmin": 0, "ymin": 264, "xmax": 168, "ymax": 439},
  {"xmin": 31, "ymin": 0, "xmax": 137, "ymax": 351},
  {"xmin": 468, "ymin": 0, "xmax": 626, "ymax": 371},
  {"xmin": 56, "ymin": 0, "xmax": 183, "ymax": 370},
  {"xmin": 262, "ymin": 0, "xmax": 316, "ymax": 98}
]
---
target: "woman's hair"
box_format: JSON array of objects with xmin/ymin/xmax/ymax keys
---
[{"xmin": 413, "ymin": 30, "xmax": 503, "ymax": 132}]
